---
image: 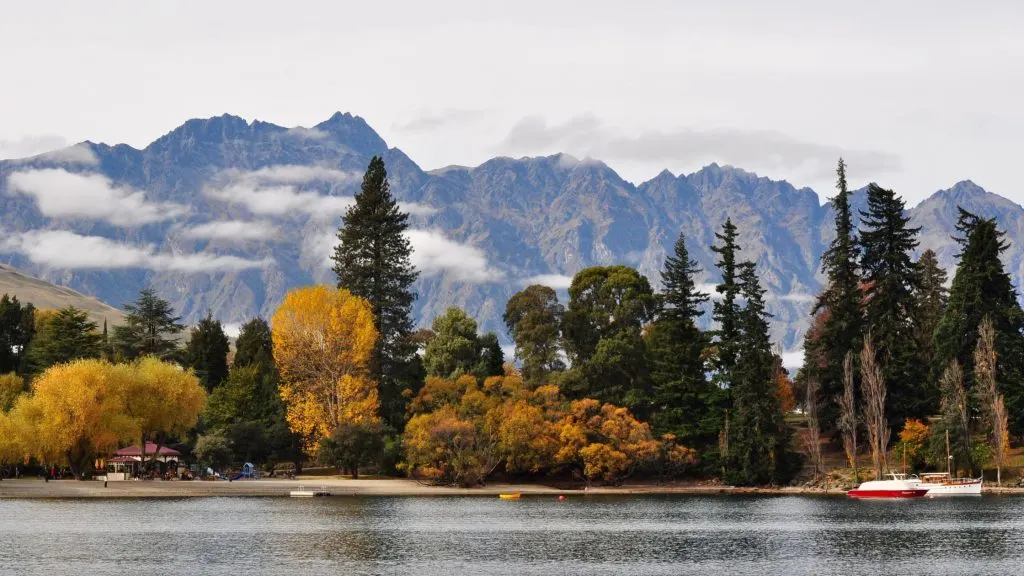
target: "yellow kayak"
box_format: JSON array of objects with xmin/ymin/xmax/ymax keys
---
[{"xmin": 498, "ymin": 493, "xmax": 521, "ymax": 500}]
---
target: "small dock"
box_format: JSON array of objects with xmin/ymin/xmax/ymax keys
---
[{"xmin": 290, "ymin": 485, "xmax": 331, "ymax": 498}]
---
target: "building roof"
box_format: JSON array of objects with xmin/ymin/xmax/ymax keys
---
[{"xmin": 115, "ymin": 442, "xmax": 182, "ymax": 457}]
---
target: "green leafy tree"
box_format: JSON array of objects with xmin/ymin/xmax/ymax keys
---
[
  {"xmin": 726, "ymin": 262, "xmax": 798, "ymax": 485},
  {"xmin": 26, "ymin": 307, "xmax": 103, "ymax": 372},
  {"xmin": 562, "ymin": 265, "xmax": 658, "ymax": 365},
  {"xmin": 332, "ymin": 156, "xmax": 419, "ymax": 431},
  {"xmin": 583, "ymin": 327, "xmax": 650, "ymax": 414},
  {"xmin": 111, "ymin": 288, "xmax": 184, "ymax": 361},
  {"xmin": 317, "ymin": 421, "xmax": 385, "ymax": 478},
  {"xmin": 184, "ymin": 312, "xmax": 230, "ymax": 391},
  {"xmin": 423, "ymin": 307, "xmax": 483, "ymax": 379},
  {"xmin": 858, "ymin": 183, "xmax": 925, "ymax": 423},
  {"xmin": 474, "ymin": 332, "xmax": 505, "ymax": 380},
  {"xmin": 503, "ymin": 285, "xmax": 565, "ymax": 384},
  {"xmin": 801, "ymin": 159, "xmax": 863, "ymax": 428},
  {"xmin": 648, "ymin": 232, "xmax": 716, "ymax": 445},
  {"xmin": 932, "ymin": 209, "xmax": 1024, "ymax": 433},
  {"xmin": 0, "ymin": 295, "xmax": 35, "ymax": 375},
  {"xmin": 194, "ymin": 433, "xmax": 233, "ymax": 472}
]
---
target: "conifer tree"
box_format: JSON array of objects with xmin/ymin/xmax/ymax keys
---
[
  {"xmin": 332, "ymin": 156, "xmax": 419, "ymax": 431},
  {"xmin": 913, "ymin": 249, "xmax": 948, "ymax": 387},
  {"xmin": 933, "ymin": 209, "xmax": 1024, "ymax": 433},
  {"xmin": 184, "ymin": 311, "xmax": 231, "ymax": 391},
  {"xmin": 858, "ymin": 183, "xmax": 924, "ymax": 424},
  {"xmin": 26, "ymin": 306, "xmax": 103, "ymax": 372},
  {"xmin": 648, "ymin": 232, "xmax": 716, "ymax": 445},
  {"xmin": 726, "ymin": 262, "xmax": 797, "ymax": 485},
  {"xmin": 0, "ymin": 295, "xmax": 35, "ymax": 375},
  {"xmin": 503, "ymin": 285, "xmax": 565, "ymax": 384},
  {"xmin": 111, "ymin": 288, "xmax": 183, "ymax": 361},
  {"xmin": 711, "ymin": 219, "xmax": 742, "ymax": 383},
  {"xmin": 802, "ymin": 158, "xmax": 862, "ymax": 428}
]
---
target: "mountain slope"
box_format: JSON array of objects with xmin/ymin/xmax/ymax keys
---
[
  {"xmin": 1, "ymin": 113, "xmax": 1022, "ymax": 354},
  {"xmin": 0, "ymin": 263, "xmax": 126, "ymax": 326}
]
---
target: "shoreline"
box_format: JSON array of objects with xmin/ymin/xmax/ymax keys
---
[{"xmin": 3, "ymin": 478, "xmax": 1024, "ymax": 499}]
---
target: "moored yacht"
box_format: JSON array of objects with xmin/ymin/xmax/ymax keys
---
[
  {"xmin": 918, "ymin": 472, "xmax": 982, "ymax": 496},
  {"xmin": 847, "ymin": 473, "xmax": 930, "ymax": 499}
]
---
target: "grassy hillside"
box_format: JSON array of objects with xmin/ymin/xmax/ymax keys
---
[{"xmin": 0, "ymin": 264, "xmax": 126, "ymax": 327}]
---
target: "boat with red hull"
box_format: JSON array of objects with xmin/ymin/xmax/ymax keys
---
[{"xmin": 847, "ymin": 473, "xmax": 930, "ymax": 499}]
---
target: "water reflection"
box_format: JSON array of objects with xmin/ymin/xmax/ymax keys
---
[{"xmin": 0, "ymin": 495, "xmax": 1022, "ymax": 575}]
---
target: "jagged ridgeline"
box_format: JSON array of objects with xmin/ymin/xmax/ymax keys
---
[{"xmin": 1, "ymin": 112, "xmax": 1022, "ymax": 353}]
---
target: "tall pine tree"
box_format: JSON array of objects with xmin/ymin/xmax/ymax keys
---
[
  {"xmin": 858, "ymin": 183, "xmax": 924, "ymax": 424},
  {"xmin": 933, "ymin": 209, "xmax": 1024, "ymax": 433},
  {"xmin": 332, "ymin": 156, "xmax": 419, "ymax": 431},
  {"xmin": 802, "ymin": 158, "xmax": 862, "ymax": 428},
  {"xmin": 727, "ymin": 261, "xmax": 798, "ymax": 485},
  {"xmin": 111, "ymin": 288, "xmax": 184, "ymax": 361},
  {"xmin": 648, "ymin": 232, "xmax": 717, "ymax": 446},
  {"xmin": 913, "ymin": 248, "xmax": 948, "ymax": 394},
  {"xmin": 711, "ymin": 219, "xmax": 741, "ymax": 384}
]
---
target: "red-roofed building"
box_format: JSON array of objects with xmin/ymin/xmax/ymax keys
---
[{"xmin": 99, "ymin": 443, "xmax": 184, "ymax": 480}]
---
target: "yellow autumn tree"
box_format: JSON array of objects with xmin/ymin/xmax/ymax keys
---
[
  {"xmin": 555, "ymin": 399, "xmax": 662, "ymax": 485},
  {"xmin": 8, "ymin": 359, "xmax": 137, "ymax": 477},
  {"xmin": 119, "ymin": 357, "xmax": 207, "ymax": 467},
  {"xmin": 271, "ymin": 285, "xmax": 380, "ymax": 453},
  {"xmin": 0, "ymin": 372, "xmax": 25, "ymax": 412}
]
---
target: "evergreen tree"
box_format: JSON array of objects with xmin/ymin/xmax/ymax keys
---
[
  {"xmin": 711, "ymin": 219, "xmax": 742, "ymax": 385},
  {"xmin": 648, "ymin": 232, "xmax": 717, "ymax": 446},
  {"xmin": 933, "ymin": 209, "xmax": 1024, "ymax": 433},
  {"xmin": 474, "ymin": 332, "xmax": 505, "ymax": 380},
  {"xmin": 233, "ymin": 317, "xmax": 274, "ymax": 369},
  {"xmin": 802, "ymin": 158, "xmax": 863, "ymax": 428},
  {"xmin": 727, "ymin": 262, "xmax": 798, "ymax": 485},
  {"xmin": 858, "ymin": 183, "xmax": 925, "ymax": 423},
  {"xmin": 0, "ymin": 295, "xmax": 35, "ymax": 375},
  {"xmin": 583, "ymin": 327, "xmax": 650, "ymax": 413},
  {"xmin": 26, "ymin": 306, "xmax": 102, "ymax": 372},
  {"xmin": 332, "ymin": 156, "xmax": 419, "ymax": 431},
  {"xmin": 562, "ymin": 266, "xmax": 659, "ymax": 365},
  {"xmin": 503, "ymin": 285, "xmax": 565, "ymax": 384},
  {"xmin": 184, "ymin": 311, "xmax": 231, "ymax": 391},
  {"xmin": 111, "ymin": 288, "xmax": 184, "ymax": 361},
  {"xmin": 913, "ymin": 249, "xmax": 948, "ymax": 388}
]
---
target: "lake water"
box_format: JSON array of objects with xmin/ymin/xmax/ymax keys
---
[{"xmin": 1, "ymin": 495, "xmax": 1022, "ymax": 575}]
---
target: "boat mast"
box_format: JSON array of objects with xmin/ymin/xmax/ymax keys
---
[{"xmin": 945, "ymin": 429, "xmax": 952, "ymax": 476}]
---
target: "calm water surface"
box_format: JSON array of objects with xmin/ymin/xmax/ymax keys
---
[{"xmin": 1, "ymin": 495, "xmax": 1022, "ymax": 575}]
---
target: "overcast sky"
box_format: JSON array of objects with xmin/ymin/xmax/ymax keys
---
[{"xmin": 2, "ymin": 0, "xmax": 1023, "ymax": 204}]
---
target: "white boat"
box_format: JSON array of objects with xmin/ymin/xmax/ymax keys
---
[
  {"xmin": 917, "ymin": 472, "xmax": 982, "ymax": 497},
  {"xmin": 847, "ymin": 472, "xmax": 929, "ymax": 499},
  {"xmin": 290, "ymin": 485, "xmax": 330, "ymax": 498}
]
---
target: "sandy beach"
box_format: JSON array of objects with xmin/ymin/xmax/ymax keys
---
[{"xmin": 2, "ymin": 477, "xmax": 1022, "ymax": 498}]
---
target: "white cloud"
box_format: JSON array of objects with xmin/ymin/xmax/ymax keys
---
[
  {"xmin": 6, "ymin": 168, "xmax": 187, "ymax": 226},
  {"xmin": 35, "ymin": 143, "xmax": 100, "ymax": 165},
  {"xmin": 405, "ymin": 228, "xmax": 504, "ymax": 283},
  {"xmin": 206, "ymin": 184, "xmax": 355, "ymax": 218},
  {"xmin": 222, "ymin": 323, "xmax": 243, "ymax": 338},
  {"xmin": 223, "ymin": 164, "xmax": 358, "ymax": 185},
  {"xmin": 523, "ymin": 273, "xmax": 573, "ymax": 289},
  {"xmin": 207, "ymin": 164, "xmax": 436, "ymax": 218},
  {"xmin": 0, "ymin": 135, "xmax": 67, "ymax": 160},
  {"xmin": 774, "ymin": 292, "xmax": 816, "ymax": 303},
  {"xmin": 498, "ymin": 114, "xmax": 900, "ymax": 181},
  {"xmin": 180, "ymin": 220, "xmax": 280, "ymax": 241},
  {"xmin": 392, "ymin": 108, "xmax": 487, "ymax": 132},
  {"xmin": 1, "ymin": 229, "xmax": 270, "ymax": 272},
  {"xmin": 780, "ymin": 349, "xmax": 804, "ymax": 370},
  {"xmin": 285, "ymin": 126, "xmax": 328, "ymax": 140}
]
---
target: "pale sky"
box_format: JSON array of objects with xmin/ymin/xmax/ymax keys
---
[{"xmin": 2, "ymin": 0, "xmax": 1023, "ymax": 204}]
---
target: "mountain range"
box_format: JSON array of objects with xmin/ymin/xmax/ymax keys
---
[{"xmin": 2, "ymin": 112, "xmax": 1023, "ymax": 359}]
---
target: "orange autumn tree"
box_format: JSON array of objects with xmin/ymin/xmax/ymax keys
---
[
  {"xmin": 402, "ymin": 368, "xmax": 696, "ymax": 487},
  {"xmin": 271, "ymin": 285, "xmax": 380, "ymax": 454}
]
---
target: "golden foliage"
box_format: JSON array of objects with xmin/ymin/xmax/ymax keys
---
[
  {"xmin": 271, "ymin": 285, "xmax": 380, "ymax": 453},
  {"xmin": 0, "ymin": 372, "xmax": 25, "ymax": 413},
  {"xmin": 0, "ymin": 358, "xmax": 205, "ymax": 474},
  {"xmin": 402, "ymin": 371, "xmax": 697, "ymax": 487},
  {"xmin": 775, "ymin": 371, "xmax": 795, "ymax": 414},
  {"xmin": 897, "ymin": 418, "xmax": 929, "ymax": 462}
]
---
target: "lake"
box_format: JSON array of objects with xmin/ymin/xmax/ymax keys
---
[{"xmin": 1, "ymin": 495, "xmax": 1022, "ymax": 575}]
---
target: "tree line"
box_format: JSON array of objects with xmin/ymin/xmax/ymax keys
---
[{"xmin": 2, "ymin": 155, "xmax": 1019, "ymax": 487}]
